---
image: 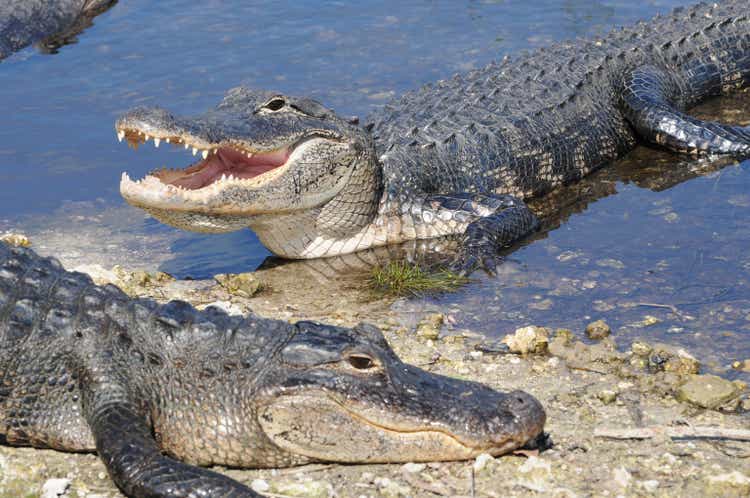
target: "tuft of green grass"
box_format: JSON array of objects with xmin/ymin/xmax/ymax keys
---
[{"xmin": 369, "ymin": 261, "xmax": 470, "ymax": 297}]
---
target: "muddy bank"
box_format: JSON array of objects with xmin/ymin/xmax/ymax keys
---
[{"xmin": 1, "ymin": 254, "xmax": 748, "ymax": 498}]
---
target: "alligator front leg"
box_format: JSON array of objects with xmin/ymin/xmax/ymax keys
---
[
  {"xmin": 621, "ymin": 65, "xmax": 750, "ymax": 156},
  {"xmin": 417, "ymin": 193, "xmax": 539, "ymax": 275},
  {"xmin": 82, "ymin": 377, "xmax": 259, "ymax": 498}
]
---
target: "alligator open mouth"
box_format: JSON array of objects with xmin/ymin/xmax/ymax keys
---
[{"xmin": 116, "ymin": 127, "xmax": 295, "ymax": 192}]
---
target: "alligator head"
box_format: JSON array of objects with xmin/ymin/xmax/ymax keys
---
[
  {"xmin": 256, "ymin": 321, "xmax": 546, "ymax": 463},
  {"xmin": 118, "ymin": 87, "xmax": 382, "ymax": 257}
]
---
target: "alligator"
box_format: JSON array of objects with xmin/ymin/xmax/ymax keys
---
[
  {"xmin": 0, "ymin": 0, "xmax": 116, "ymax": 60},
  {"xmin": 117, "ymin": 1, "xmax": 750, "ymax": 274},
  {"xmin": 0, "ymin": 240, "xmax": 545, "ymax": 498}
]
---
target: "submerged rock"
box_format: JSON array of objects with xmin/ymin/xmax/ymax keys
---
[
  {"xmin": 585, "ymin": 320, "xmax": 611, "ymax": 340},
  {"xmin": 415, "ymin": 313, "xmax": 444, "ymax": 340}
]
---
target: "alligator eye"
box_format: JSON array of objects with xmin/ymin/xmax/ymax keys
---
[
  {"xmin": 347, "ymin": 354, "xmax": 375, "ymax": 370},
  {"xmin": 264, "ymin": 98, "xmax": 286, "ymax": 111}
]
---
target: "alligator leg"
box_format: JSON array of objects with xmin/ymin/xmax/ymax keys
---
[
  {"xmin": 422, "ymin": 193, "xmax": 539, "ymax": 275},
  {"xmin": 82, "ymin": 373, "xmax": 259, "ymax": 498},
  {"xmin": 621, "ymin": 65, "xmax": 750, "ymax": 156}
]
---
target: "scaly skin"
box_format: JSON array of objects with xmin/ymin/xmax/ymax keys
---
[
  {"xmin": 0, "ymin": 0, "xmax": 116, "ymax": 60},
  {"xmin": 0, "ymin": 241, "xmax": 545, "ymax": 498},
  {"xmin": 118, "ymin": 1, "xmax": 750, "ymax": 274}
]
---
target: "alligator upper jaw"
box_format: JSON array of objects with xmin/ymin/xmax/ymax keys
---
[{"xmin": 117, "ymin": 126, "xmax": 319, "ymax": 212}]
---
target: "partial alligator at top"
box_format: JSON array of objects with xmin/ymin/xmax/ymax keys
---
[
  {"xmin": 0, "ymin": 240, "xmax": 545, "ymax": 498},
  {"xmin": 118, "ymin": 1, "xmax": 750, "ymax": 274},
  {"xmin": 0, "ymin": 0, "xmax": 116, "ymax": 60}
]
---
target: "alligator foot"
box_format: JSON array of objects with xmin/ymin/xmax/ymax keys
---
[
  {"xmin": 83, "ymin": 370, "xmax": 260, "ymax": 498},
  {"xmin": 432, "ymin": 193, "xmax": 539, "ymax": 276},
  {"xmin": 622, "ymin": 65, "xmax": 750, "ymax": 156}
]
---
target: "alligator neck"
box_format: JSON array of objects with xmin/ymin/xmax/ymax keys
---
[{"xmin": 247, "ymin": 149, "xmax": 385, "ymax": 258}]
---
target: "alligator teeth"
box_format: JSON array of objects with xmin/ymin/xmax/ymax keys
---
[
  {"xmin": 184, "ymin": 143, "xmax": 189, "ymax": 149},
  {"xmin": 165, "ymin": 138, "xmax": 170, "ymax": 144},
  {"xmin": 220, "ymin": 173, "xmax": 227, "ymax": 182},
  {"xmin": 202, "ymin": 150, "xmax": 208, "ymax": 159},
  {"xmin": 192, "ymin": 147, "xmax": 198, "ymax": 156},
  {"xmin": 154, "ymin": 138, "xmax": 161, "ymax": 148},
  {"xmin": 117, "ymin": 131, "xmax": 125, "ymax": 142}
]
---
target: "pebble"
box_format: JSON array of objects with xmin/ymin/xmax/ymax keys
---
[
  {"xmin": 0, "ymin": 232, "xmax": 31, "ymax": 247},
  {"xmin": 214, "ymin": 272, "xmax": 263, "ymax": 298},
  {"xmin": 732, "ymin": 359, "xmax": 750, "ymax": 372},
  {"xmin": 473, "ymin": 453, "xmax": 494, "ymax": 472},
  {"xmin": 597, "ymin": 389, "xmax": 618, "ymax": 404},
  {"xmin": 502, "ymin": 325, "xmax": 549, "ymax": 354},
  {"xmin": 585, "ymin": 320, "xmax": 611, "ymax": 340},
  {"xmin": 706, "ymin": 471, "xmax": 750, "ymax": 494},
  {"xmin": 677, "ymin": 374, "xmax": 739, "ymax": 409},
  {"xmin": 250, "ymin": 479, "xmax": 270, "ymax": 493},
  {"xmin": 402, "ymin": 462, "xmax": 426, "ymax": 473},
  {"xmin": 639, "ymin": 480, "xmax": 659, "ymax": 492},
  {"xmin": 41, "ymin": 479, "xmax": 71, "ymax": 498},
  {"xmin": 613, "ymin": 467, "xmax": 632, "ymax": 488},
  {"xmin": 631, "ymin": 341, "xmax": 653, "ymax": 357}
]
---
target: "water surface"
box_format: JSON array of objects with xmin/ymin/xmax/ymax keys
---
[{"xmin": 2, "ymin": 0, "xmax": 748, "ymax": 376}]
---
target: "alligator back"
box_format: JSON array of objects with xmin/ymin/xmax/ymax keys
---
[
  {"xmin": 0, "ymin": 241, "xmax": 103, "ymax": 449},
  {"xmin": 369, "ymin": 1, "xmax": 750, "ymax": 199}
]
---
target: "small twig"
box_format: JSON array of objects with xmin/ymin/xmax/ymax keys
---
[
  {"xmin": 565, "ymin": 362, "xmax": 609, "ymax": 375},
  {"xmin": 635, "ymin": 302, "xmax": 681, "ymax": 316},
  {"xmin": 595, "ymin": 425, "xmax": 750, "ymax": 441},
  {"xmin": 470, "ymin": 467, "xmax": 476, "ymax": 498}
]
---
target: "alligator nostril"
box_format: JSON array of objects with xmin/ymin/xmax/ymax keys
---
[{"xmin": 516, "ymin": 396, "xmax": 525, "ymax": 405}]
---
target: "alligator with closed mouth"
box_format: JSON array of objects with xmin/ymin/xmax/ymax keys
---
[
  {"xmin": 0, "ymin": 240, "xmax": 545, "ymax": 498},
  {"xmin": 0, "ymin": 0, "xmax": 116, "ymax": 60},
  {"xmin": 118, "ymin": 0, "xmax": 750, "ymax": 274}
]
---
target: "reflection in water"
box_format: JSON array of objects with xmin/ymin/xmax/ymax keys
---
[{"xmin": 0, "ymin": 0, "xmax": 117, "ymax": 60}]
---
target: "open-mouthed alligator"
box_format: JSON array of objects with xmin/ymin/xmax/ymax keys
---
[
  {"xmin": 0, "ymin": 241, "xmax": 545, "ymax": 498},
  {"xmin": 119, "ymin": 0, "xmax": 750, "ymax": 275}
]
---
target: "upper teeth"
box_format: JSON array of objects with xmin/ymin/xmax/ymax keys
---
[{"xmin": 117, "ymin": 131, "xmax": 221, "ymax": 161}]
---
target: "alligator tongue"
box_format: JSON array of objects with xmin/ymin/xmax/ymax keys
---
[{"xmin": 168, "ymin": 146, "xmax": 289, "ymax": 190}]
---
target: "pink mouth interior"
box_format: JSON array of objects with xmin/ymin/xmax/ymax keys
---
[{"xmin": 156, "ymin": 146, "xmax": 291, "ymax": 190}]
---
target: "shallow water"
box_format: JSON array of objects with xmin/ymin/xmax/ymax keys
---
[{"xmin": 2, "ymin": 0, "xmax": 749, "ymax": 375}]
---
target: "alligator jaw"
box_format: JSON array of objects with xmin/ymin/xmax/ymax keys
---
[{"xmin": 118, "ymin": 127, "xmax": 330, "ymax": 213}]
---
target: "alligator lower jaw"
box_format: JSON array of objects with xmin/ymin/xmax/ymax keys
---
[{"xmin": 117, "ymin": 128, "xmax": 307, "ymax": 211}]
